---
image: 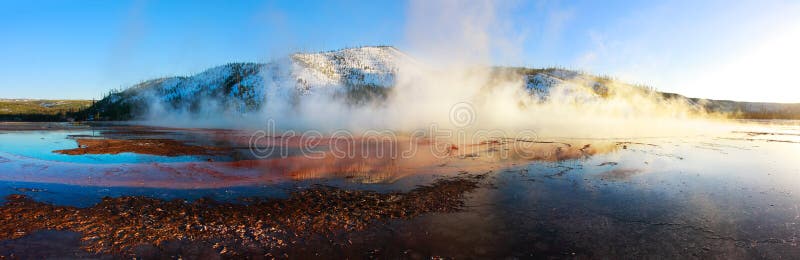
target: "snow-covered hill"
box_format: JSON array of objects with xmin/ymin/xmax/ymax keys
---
[{"xmin": 94, "ymin": 46, "xmax": 412, "ymax": 119}]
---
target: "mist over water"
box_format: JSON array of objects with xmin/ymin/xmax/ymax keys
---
[{"xmin": 5, "ymin": 2, "xmax": 800, "ymax": 258}]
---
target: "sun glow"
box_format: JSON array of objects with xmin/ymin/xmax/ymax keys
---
[{"xmin": 681, "ymin": 23, "xmax": 800, "ymax": 103}]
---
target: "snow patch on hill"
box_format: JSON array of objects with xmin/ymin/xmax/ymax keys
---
[
  {"xmin": 525, "ymin": 70, "xmax": 611, "ymax": 103},
  {"xmin": 291, "ymin": 46, "xmax": 405, "ymax": 91}
]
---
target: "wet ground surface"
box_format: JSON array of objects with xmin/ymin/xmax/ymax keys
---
[{"xmin": 0, "ymin": 121, "xmax": 799, "ymax": 258}]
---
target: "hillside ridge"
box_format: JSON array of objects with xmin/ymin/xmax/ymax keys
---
[{"xmin": 82, "ymin": 46, "xmax": 800, "ymax": 121}]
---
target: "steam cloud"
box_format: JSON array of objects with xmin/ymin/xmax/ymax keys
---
[{"xmin": 139, "ymin": 0, "xmax": 732, "ymax": 139}]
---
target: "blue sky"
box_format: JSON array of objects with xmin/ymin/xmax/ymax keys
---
[{"xmin": 1, "ymin": 0, "xmax": 798, "ymax": 102}]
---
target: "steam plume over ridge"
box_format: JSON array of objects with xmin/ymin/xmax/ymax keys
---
[{"xmin": 89, "ymin": 45, "xmax": 730, "ymax": 138}]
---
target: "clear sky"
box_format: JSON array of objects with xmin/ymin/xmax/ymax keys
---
[{"xmin": 1, "ymin": 0, "xmax": 798, "ymax": 102}]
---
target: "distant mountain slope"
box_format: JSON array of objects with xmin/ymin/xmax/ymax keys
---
[
  {"xmin": 87, "ymin": 46, "xmax": 800, "ymax": 120},
  {"xmin": 0, "ymin": 99, "xmax": 93, "ymax": 121},
  {"xmin": 682, "ymin": 96, "xmax": 800, "ymax": 119},
  {"xmin": 523, "ymin": 70, "xmax": 800, "ymax": 119}
]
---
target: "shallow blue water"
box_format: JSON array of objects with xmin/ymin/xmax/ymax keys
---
[{"xmin": 0, "ymin": 130, "xmax": 211, "ymax": 164}]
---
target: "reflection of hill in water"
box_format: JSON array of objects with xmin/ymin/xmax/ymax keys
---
[{"xmin": 281, "ymin": 138, "xmax": 621, "ymax": 184}]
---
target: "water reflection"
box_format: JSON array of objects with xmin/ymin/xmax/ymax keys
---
[{"xmin": 0, "ymin": 121, "xmax": 799, "ymax": 257}]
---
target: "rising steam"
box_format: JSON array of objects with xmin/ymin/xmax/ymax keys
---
[{"xmin": 139, "ymin": 0, "xmax": 731, "ymax": 139}]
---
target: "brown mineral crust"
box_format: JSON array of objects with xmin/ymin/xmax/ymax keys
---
[
  {"xmin": 0, "ymin": 175, "xmax": 483, "ymax": 256},
  {"xmin": 53, "ymin": 139, "xmax": 222, "ymax": 156}
]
